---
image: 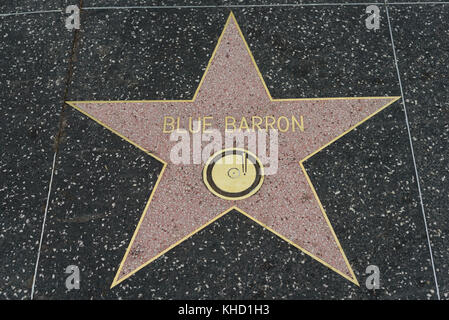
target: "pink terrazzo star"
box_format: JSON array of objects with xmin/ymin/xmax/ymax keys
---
[{"xmin": 68, "ymin": 13, "xmax": 399, "ymax": 287}]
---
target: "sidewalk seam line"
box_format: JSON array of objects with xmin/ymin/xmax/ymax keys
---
[
  {"xmin": 385, "ymin": 0, "xmax": 440, "ymax": 300},
  {"xmin": 1, "ymin": 2, "xmax": 449, "ymax": 17},
  {"xmin": 30, "ymin": 152, "xmax": 57, "ymax": 299},
  {"xmin": 30, "ymin": 0, "xmax": 84, "ymax": 300}
]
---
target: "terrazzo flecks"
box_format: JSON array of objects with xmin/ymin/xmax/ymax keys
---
[
  {"xmin": 0, "ymin": 14, "xmax": 70, "ymax": 299},
  {"xmin": 69, "ymin": 13, "xmax": 397, "ymax": 286},
  {"xmin": 388, "ymin": 4, "xmax": 449, "ymax": 298}
]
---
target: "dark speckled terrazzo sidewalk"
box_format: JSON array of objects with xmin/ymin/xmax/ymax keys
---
[
  {"xmin": 1, "ymin": 1, "xmax": 448, "ymax": 300},
  {"xmin": 0, "ymin": 12, "xmax": 71, "ymax": 299}
]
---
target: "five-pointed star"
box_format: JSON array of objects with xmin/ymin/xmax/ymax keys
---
[{"xmin": 67, "ymin": 13, "xmax": 399, "ymax": 288}]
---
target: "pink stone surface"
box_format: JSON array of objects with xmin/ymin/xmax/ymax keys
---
[{"xmin": 71, "ymin": 15, "xmax": 396, "ymax": 285}]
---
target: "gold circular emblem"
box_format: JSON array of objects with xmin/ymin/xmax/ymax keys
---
[{"xmin": 203, "ymin": 148, "xmax": 264, "ymax": 200}]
